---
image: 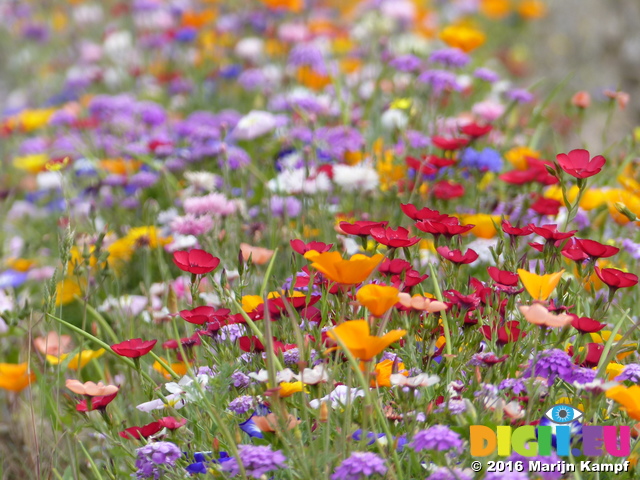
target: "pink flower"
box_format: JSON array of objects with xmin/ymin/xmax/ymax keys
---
[
  {"xmin": 183, "ymin": 193, "xmax": 236, "ymax": 216},
  {"xmin": 170, "ymin": 214, "xmax": 214, "ymax": 236}
]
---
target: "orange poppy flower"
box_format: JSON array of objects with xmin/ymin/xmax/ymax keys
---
[
  {"xmin": 371, "ymin": 359, "xmax": 407, "ymax": 387},
  {"xmin": 606, "ymin": 385, "xmax": 640, "ymax": 420},
  {"xmin": 0, "ymin": 363, "xmax": 35, "ymax": 392},
  {"xmin": 356, "ymin": 284, "xmax": 399, "ymax": 317},
  {"xmin": 259, "ymin": 0, "xmax": 303, "ymax": 12},
  {"xmin": 305, "ymin": 251, "xmax": 384, "ymax": 285},
  {"xmin": 517, "ymin": 269, "xmax": 564, "ymax": 301},
  {"xmin": 439, "ymin": 25, "xmax": 486, "ymax": 52},
  {"xmin": 327, "ymin": 320, "xmax": 406, "ymax": 362},
  {"xmin": 240, "ymin": 243, "xmax": 274, "ymax": 265}
]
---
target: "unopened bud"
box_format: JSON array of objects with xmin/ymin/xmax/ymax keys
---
[
  {"xmin": 167, "ymin": 285, "xmax": 178, "ymax": 314},
  {"xmin": 319, "ymin": 401, "xmax": 329, "ymax": 423},
  {"xmin": 615, "ymin": 202, "xmax": 638, "ymax": 221}
]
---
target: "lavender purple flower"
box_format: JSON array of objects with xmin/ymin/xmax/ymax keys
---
[
  {"xmin": 331, "ymin": 452, "xmax": 387, "ymax": 480},
  {"xmin": 409, "ymin": 425, "xmax": 464, "ymax": 454},
  {"xmin": 221, "ymin": 444, "xmax": 287, "ymax": 478}
]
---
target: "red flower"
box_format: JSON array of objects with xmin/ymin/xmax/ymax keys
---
[
  {"xmin": 530, "ymin": 197, "xmax": 562, "ymax": 216},
  {"xmin": 390, "ymin": 270, "xmax": 429, "ymax": 290},
  {"xmin": 487, "ymin": 267, "xmax": 519, "ymax": 286},
  {"xmin": 370, "ymin": 226, "xmax": 420, "ymax": 248},
  {"xmin": 158, "ymin": 416, "xmax": 187, "ymax": 430},
  {"xmin": 290, "ymin": 239, "xmax": 333, "ymax": 255},
  {"xmin": 529, "ymin": 224, "xmax": 576, "ymax": 242},
  {"xmin": 76, "ymin": 390, "xmax": 118, "ymax": 412},
  {"xmin": 405, "ymin": 156, "xmax": 437, "ymax": 175},
  {"xmin": 378, "ymin": 259, "xmax": 412, "ymax": 275},
  {"xmin": 461, "ymin": 122, "xmax": 492, "ymax": 138},
  {"xmin": 119, "ymin": 421, "xmax": 162, "ymax": 440},
  {"xmin": 436, "ymin": 246, "xmax": 478, "ymax": 264},
  {"xmin": 400, "ymin": 204, "xmax": 444, "ymax": 221},
  {"xmin": 570, "ymin": 315, "xmax": 606, "ymax": 334},
  {"xmin": 111, "ymin": 338, "xmax": 157, "ymax": 358},
  {"xmin": 432, "ymin": 180, "xmax": 465, "ymax": 200},
  {"xmin": 556, "ymin": 149, "xmax": 606, "ymax": 179},
  {"xmin": 501, "ymin": 220, "xmax": 533, "ymax": 237},
  {"xmin": 427, "ymin": 155, "xmax": 456, "ymax": 169},
  {"xmin": 179, "ymin": 306, "xmax": 230, "ymax": 325},
  {"xmin": 339, "ymin": 221, "xmax": 388, "ymax": 237},
  {"xmin": 238, "ymin": 336, "xmax": 295, "ymax": 354},
  {"xmin": 172, "ymin": 249, "xmax": 220, "ymax": 274},
  {"xmin": 594, "ymin": 267, "xmax": 639, "ymax": 289},
  {"xmin": 431, "ymin": 136, "xmax": 469, "ymax": 150},
  {"xmin": 569, "ymin": 343, "xmax": 604, "ymax": 367},
  {"xmin": 162, "ymin": 333, "xmax": 202, "ymax": 350},
  {"xmin": 576, "ymin": 239, "xmax": 620, "ymax": 260},
  {"xmin": 416, "ymin": 218, "xmax": 474, "ymax": 238},
  {"xmin": 480, "ymin": 321, "xmax": 526, "ymax": 344},
  {"xmin": 444, "ymin": 289, "xmax": 481, "ymax": 310}
]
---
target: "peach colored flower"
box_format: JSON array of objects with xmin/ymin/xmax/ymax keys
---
[
  {"xmin": 65, "ymin": 379, "xmax": 119, "ymax": 396},
  {"xmin": 33, "ymin": 331, "xmax": 72, "ymax": 356},
  {"xmin": 397, "ymin": 293, "xmax": 448, "ymax": 313},
  {"xmin": 240, "ymin": 243, "xmax": 274, "ymax": 265},
  {"xmin": 571, "ymin": 91, "xmax": 591, "ymax": 109},
  {"xmin": 604, "ymin": 90, "xmax": 630, "ymax": 110},
  {"xmin": 518, "ymin": 303, "xmax": 573, "ymax": 328}
]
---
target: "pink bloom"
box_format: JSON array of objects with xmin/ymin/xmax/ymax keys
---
[
  {"xmin": 170, "ymin": 214, "xmax": 214, "ymax": 236},
  {"xmin": 183, "ymin": 193, "xmax": 236, "ymax": 216}
]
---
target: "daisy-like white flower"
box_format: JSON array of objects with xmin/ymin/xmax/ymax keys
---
[
  {"xmin": 233, "ymin": 111, "xmax": 278, "ymax": 140},
  {"xmin": 390, "ymin": 373, "xmax": 440, "ymax": 388},
  {"xmin": 248, "ymin": 369, "xmax": 296, "ymax": 384},
  {"xmin": 293, "ymin": 365, "xmax": 329, "ymax": 385},
  {"xmin": 136, "ymin": 374, "xmax": 210, "ymax": 412},
  {"xmin": 309, "ymin": 385, "xmax": 365, "ymax": 409},
  {"xmin": 332, "ymin": 164, "xmax": 379, "ymax": 192}
]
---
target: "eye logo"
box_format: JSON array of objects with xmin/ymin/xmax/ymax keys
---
[{"xmin": 544, "ymin": 404, "xmax": 583, "ymax": 424}]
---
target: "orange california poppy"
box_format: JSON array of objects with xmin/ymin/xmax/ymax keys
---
[
  {"xmin": 606, "ymin": 385, "xmax": 640, "ymax": 420},
  {"xmin": 305, "ymin": 251, "xmax": 384, "ymax": 285},
  {"xmin": 327, "ymin": 319, "xmax": 406, "ymax": 362},
  {"xmin": 356, "ymin": 284, "xmax": 399, "ymax": 317},
  {"xmin": 0, "ymin": 363, "xmax": 35, "ymax": 392},
  {"xmin": 517, "ymin": 269, "xmax": 564, "ymax": 301},
  {"xmin": 371, "ymin": 359, "xmax": 407, "ymax": 387}
]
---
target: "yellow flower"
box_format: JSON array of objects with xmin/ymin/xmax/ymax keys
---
[
  {"xmin": 12, "ymin": 154, "xmax": 49, "ymax": 173},
  {"xmin": 0, "ymin": 363, "xmax": 35, "ymax": 392},
  {"xmin": 279, "ymin": 381, "xmax": 305, "ymax": 397},
  {"xmin": 47, "ymin": 349, "xmax": 105, "ymax": 370},
  {"xmin": 390, "ymin": 98, "xmax": 412, "ymax": 110},
  {"xmin": 55, "ymin": 278, "xmax": 84, "ymax": 306},
  {"xmin": 457, "ymin": 214, "xmax": 501, "ymax": 239},
  {"xmin": 242, "ymin": 295, "xmax": 264, "ymax": 313},
  {"xmin": 327, "ymin": 320, "xmax": 406, "ymax": 362},
  {"xmin": 18, "ymin": 108, "xmax": 55, "ymax": 132},
  {"xmin": 517, "ymin": 269, "xmax": 564, "ymax": 301},
  {"xmin": 126, "ymin": 226, "xmax": 172, "ymax": 249},
  {"xmin": 505, "ymin": 146, "xmax": 539, "ymax": 170},
  {"xmin": 605, "ymin": 363, "xmax": 625, "ymax": 381},
  {"xmin": 606, "ymin": 189, "xmax": 640, "ymax": 225},
  {"xmin": 356, "ymin": 284, "xmax": 400, "ymax": 317},
  {"xmin": 606, "ymin": 385, "xmax": 640, "ymax": 420},
  {"xmin": 377, "ymin": 151, "xmax": 406, "ymax": 192},
  {"xmin": 305, "ymin": 251, "xmax": 384, "ymax": 285},
  {"xmin": 589, "ymin": 332, "xmax": 636, "ymax": 360},
  {"xmin": 439, "ymin": 25, "xmax": 486, "ymax": 52}
]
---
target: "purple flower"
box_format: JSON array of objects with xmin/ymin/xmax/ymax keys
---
[
  {"xmin": 616, "ymin": 363, "xmax": 640, "ymax": 383},
  {"xmin": 221, "ymin": 444, "xmax": 286, "ymax": 478},
  {"xmin": 406, "ymin": 130, "xmax": 430, "ymax": 149},
  {"xmin": 621, "ymin": 239, "xmax": 640, "ymax": 260},
  {"xmin": 474, "ymin": 67, "xmax": 500, "ymax": 83},
  {"xmin": 429, "ymin": 48, "xmax": 470, "ymax": 68},
  {"xmin": 417, "ymin": 69, "xmax": 461, "ymax": 94},
  {"xmin": 135, "ymin": 441, "xmax": 181, "ymax": 479},
  {"xmin": 231, "ymin": 371, "xmax": 251, "ymax": 388},
  {"xmin": 526, "ymin": 349, "xmax": 574, "ymax": 384},
  {"xmin": 425, "ymin": 467, "xmax": 472, "ymax": 480},
  {"xmin": 331, "ymin": 452, "xmax": 387, "ymax": 480},
  {"xmin": 270, "ymin": 196, "xmax": 302, "ymax": 217},
  {"xmin": 238, "ymin": 69, "xmax": 267, "ymax": 91},
  {"xmin": 409, "ymin": 425, "xmax": 463, "ymax": 454},
  {"xmin": 228, "ymin": 395, "xmax": 254, "ymax": 415},
  {"xmin": 135, "ymin": 101, "xmax": 166, "ymax": 126},
  {"xmin": 498, "ymin": 378, "xmax": 527, "ymax": 395},
  {"xmin": 389, "ymin": 54, "xmax": 422, "ymax": 72},
  {"xmin": 288, "ymin": 43, "xmax": 326, "ymax": 74},
  {"xmin": 459, "ymin": 147, "xmax": 503, "ymax": 172},
  {"xmin": 570, "ymin": 367, "xmax": 597, "ymax": 385},
  {"xmin": 283, "ymin": 348, "xmax": 300, "ymax": 365},
  {"xmin": 129, "ymin": 171, "xmax": 159, "ymax": 189},
  {"xmin": 507, "ymin": 88, "xmax": 535, "ymax": 104}
]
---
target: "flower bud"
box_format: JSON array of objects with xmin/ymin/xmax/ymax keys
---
[{"xmin": 615, "ymin": 202, "xmax": 637, "ymax": 222}]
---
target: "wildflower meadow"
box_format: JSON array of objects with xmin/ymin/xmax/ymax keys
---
[{"xmin": 1, "ymin": 1, "xmax": 640, "ymax": 479}]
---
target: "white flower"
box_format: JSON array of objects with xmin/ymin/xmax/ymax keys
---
[
  {"xmin": 309, "ymin": 385, "xmax": 365, "ymax": 409},
  {"xmin": 235, "ymin": 37, "xmax": 264, "ymax": 61},
  {"xmin": 390, "ymin": 373, "xmax": 440, "ymax": 388},
  {"xmin": 183, "ymin": 171, "xmax": 220, "ymax": 192},
  {"xmin": 332, "ymin": 164, "xmax": 379, "ymax": 192},
  {"xmin": 294, "ymin": 365, "xmax": 328, "ymax": 385},
  {"xmin": 232, "ymin": 111, "xmax": 278, "ymax": 140},
  {"xmin": 98, "ymin": 295, "xmax": 148, "ymax": 317},
  {"xmin": 268, "ymin": 168, "xmax": 332, "ymax": 195},
  {"xmin": 381, "ymin": 109, "xmax": 408, "ymax": 131},
  {"xmin": 248, "ymin": 369, "xmax": 296, "ymax": 383},
  {"xmin": 165, "ymin": 234, "xmax": 199, "ymax": 252},
  {"xmin": 136, "ymin": 375, "xmax": 210, "ymax": 412}
]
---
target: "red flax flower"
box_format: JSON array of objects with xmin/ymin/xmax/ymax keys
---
[
  {"xmin": 179, "ymin": 306, "xmax": 230, "ymax": 325},
  {"xmin": 432, "ymin": 180, "xmax": 464, "ymax": 200},
  {"xmin": 556, "ymin": 149, "xmax": 606, "ymax": 179},
  {"xmin": 530, "ymin": 197, "xmax": 562, "ymax": 216},
  {"xmin": 119, "ymin": 422, "xmax": 163, "ymax": 440},
  {"xmin": 172, "ymin": 249, "xmax": 220, "ymax": 274},
  {"xmin": 570, "ymin": 315, "xmax": 606, "ymax": 334},
  {"xmin": 338, "ymin": 221, "xmax": 388, "ymax": 237},
  {"xmin": 431, "ymin": 136, "xmax": 469, "ymax": 150},
  {"xmin": 290, "ymin": 239, "xmax": 333, "ymax": 255},
  {"xmin": 480, "ymin": 321, "xmax": 527, "ymax": 345},
  {"xmin": 436, "ymin": 246, "xmax": 478, "ymax": 264},
  {"xmin": 501, "ymin": 220, "xmax": 532, "ymax": 237},
  {"xmin": 158, "ymin": 416, "xmax": 187, "ymax": 430},
  {"xmin": 370, "ymin": 226, "xmax": 420, "ymax": 248},
  {"xmin": 112, "ymin": 338, "xmax": 157, "ymax": 358},
  {"xmin": 487, "ymin": 267, "xmax": 519, "ymax": 287},
  {"xmin": 529, "ymin": 224, "xmax": 577, "ymax": 242},
  {"xmin": 461, "ymin": 122, "xmax": 492, "ymax": 138},
  {"xmin": 400, "ymin": 204, "xmax": 445, "ymax": 221},
  {"xmin": 405, "ymin": 156, "xmax": 438, "ymax": 175},
  {"xmin": 76, "ymin": 390, "xmax": 118, "ymax": 412},
  {"xmin": 595, "ymin": 267, "xmax": 638, "ymax": 290},
  {"xmin": 416, "ymin": 217, "xmax": 474, "ymax": 239},
  {"xmin": 576, "ymin": 239, "xmax": 620, "ymax": 260}
]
